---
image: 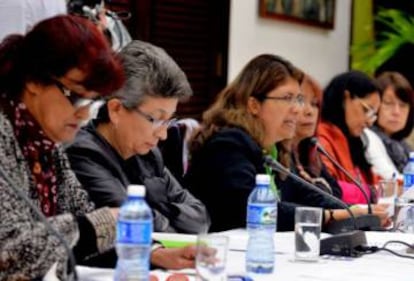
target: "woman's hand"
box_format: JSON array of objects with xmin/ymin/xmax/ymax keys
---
[
  {"xmin": 151, "ymin": 245, "xmax": 196, "ymax": 270},
  {"xmin": 371, "ymin": 204, "xmax": 392, "ymax": 227},
  {"xmin": 351, "ymin": 204, "xmax": 391, "ymax": 227},
  {"xmin": 109, "ymin": 207, "xmax": 119, "ymax": 220}
]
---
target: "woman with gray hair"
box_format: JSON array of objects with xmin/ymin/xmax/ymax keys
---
[{"xmin": 66, "ymin": 40, "xmax": 210, "ymax": 267}]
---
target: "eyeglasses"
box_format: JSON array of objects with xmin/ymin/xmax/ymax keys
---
[
  {"xmin": 382, "ymin": 100, "xmax": 409, "ymax": 110},
  {"xmin": 132, "ymin": 107, "xmax": 177, "ymax": 129},
  {"xmin": 52, "ymin": 79, "xmax": 99, "ymax": 109},
  {"xmin": 358, "ymin": 99, "xmax": 377, "ymax": 123},
  {"xmin": 264, "ymin": 94, "xmax": 305, "ymax": 107}
]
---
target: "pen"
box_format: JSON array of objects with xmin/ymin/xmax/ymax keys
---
[{"xmin": 228, "ymin": 275, "xmax": 254, "ymax": 281}]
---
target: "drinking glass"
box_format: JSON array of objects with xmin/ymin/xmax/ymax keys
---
[
  {"xmin": 294, "ymin": 207, "xmax": 322, "ymax": 262},
  {"xmin": 377, "ymin": 180, "xmax": 397, "ymax": 217},
  {"xmin": 196, "ymin": 234, "xmax": 229, "ymax": 281}
]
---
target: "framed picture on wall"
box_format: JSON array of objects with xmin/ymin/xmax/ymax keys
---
[{"xmin": 259, "ymin": 0, "xmax": 335, "ymax": 30}]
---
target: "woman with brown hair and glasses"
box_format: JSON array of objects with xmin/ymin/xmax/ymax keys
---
[
  {"xmin": 317, "ymin": 71, "xmax": 381, "ymax": 205},
  {"xmin": 184, "ymin": 54, "xmax": 305, "ymax": 232},
  {"xmin": 364, "ymin": 71, "xmax": 414, "ymax": 181}
]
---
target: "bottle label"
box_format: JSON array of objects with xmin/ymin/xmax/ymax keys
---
[
  {"xmin": 403, "ymin": 173, "xmax": 414, "ymax": 190},
  {"xmin": 247, "ymin": 204, "xmax": 277, "ymax": 225},
  {"xmin": 117, "ymin": 220, "xmax": 152, "ymax": 244}
]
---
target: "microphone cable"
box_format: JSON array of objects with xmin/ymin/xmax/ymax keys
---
[
  {"xmin": 0, "ymin": 166, "xmax": 78, "ymax": 281},
  {"xmin": 357, "ymin": 240, "xmax": 414, "ymax": 260}
]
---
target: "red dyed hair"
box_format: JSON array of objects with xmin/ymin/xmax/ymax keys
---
[
  {"xmin": 277, "ymin": 74, "xmax": 323, "ymax": 170},
  {"xmin": 0, "ymin": 15, "xmax": 124, "ymax": 98},
  {"xmin": 302, "ymin": 74, "xmax": 323, "ymax": 109},
  {"xmin": 297, "ymin": 74, "xmax": 324, "ymax": 177}
]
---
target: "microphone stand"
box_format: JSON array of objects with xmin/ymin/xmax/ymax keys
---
[
  {"xmin": 0, "ymin": 167, "xmax": 78, "ymax": 281},
  {"xmin": 263, "ymin": 156, "xmax": 357, "ymax": 230},
  {"xmin": 263, "ymin": 156, "xmax": 369, "ymax": 257},
  {"xmin": 310, "ymin": 138, "xmax": 373, "ymax": 214}
]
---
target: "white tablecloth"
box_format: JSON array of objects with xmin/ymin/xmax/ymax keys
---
[{"xmin": 78, "ymin": 230, "xmax": 414, "ymax": 281}]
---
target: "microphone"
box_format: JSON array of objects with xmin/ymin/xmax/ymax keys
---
[
  {"xmin": 263, "ymin": 155, "xmax": 357, "ymax": 230},
  {"xmin": 0, "ymin": 166, "xmax": 78, "ymax": 281},
  {"xmin": 264, "ymin": 154, "xmax": 381, "ymax": 232},
  {"xmin": 263, "ymin": 156, "xmax": 376, "ymax": 257},
  {"xmin": 309, "ymin": 137, "xmax": 373, "ymax": 214}
]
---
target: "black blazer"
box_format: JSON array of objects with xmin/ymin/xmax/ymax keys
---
[
  {"xmin": 184, "ymin": 127, "xmax": 299, "ymax": 232},
  {"xmin": 66, "ymin": 120, "xmax": 210, "ymax": 234}
]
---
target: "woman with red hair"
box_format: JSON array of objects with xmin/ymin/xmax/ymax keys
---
[
  {"xmin": 0, "ymin": 14, "xmax": 200, "ymax": 280},
  {"xmin": 279, "ymin": 75, "xmax": 342, "ymax": 201},
  {"xmin": 0, "ymin": 15, "xmax": 124, "ymax": 280}
]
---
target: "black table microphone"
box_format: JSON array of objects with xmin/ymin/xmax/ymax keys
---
[
  {"xmin": 263, "ymin": 156, "xmax": 357, "ymax": 230},
  {"xmin": 263, "ymin": 156, "xmax": 379, "ymax": 257},
  {"xmin": 309, "ymin": 137, "xmax": 373, "ymax": 214}
]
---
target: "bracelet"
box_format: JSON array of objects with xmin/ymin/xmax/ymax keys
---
[
  {"xmin": 151, "ymin": 242, "xmax": 164, "ymax": 252},
  {"xmin": 327, "ymin": 209, "xmax": 336, "ymax": 224}
]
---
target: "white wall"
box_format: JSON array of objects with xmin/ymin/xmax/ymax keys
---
[{"xmin": 228, "ymin": 0, "xmax": 352, "ymax": 86}]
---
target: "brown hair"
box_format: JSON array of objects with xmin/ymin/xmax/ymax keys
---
[
  {"xmin": 191, "ymin": 54, "xmax": 303, "ymax": 153},
  {"xmin": 297, "ymin": 74, "xmax": 324, "ymax": 176},
  {"xmin": 376, "ymin": 71, "xmax": 414, "ymax": 140},
  {"xmin": 302, "ymin": 74, "xmax": 323, "ymax": 106}
]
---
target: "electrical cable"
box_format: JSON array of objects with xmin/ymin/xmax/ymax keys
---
[{"xmin": 357, "ymin": 240, "xmax": 414, "ymax": 260}]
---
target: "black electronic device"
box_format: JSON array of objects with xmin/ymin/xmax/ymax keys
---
[
  {"xmin": 319, "ymin": 230, "xmax": 367, "ymax": 257},
  {"xmin": 263, "ymin": 156, "xmax": 373, "ymax": 257}
]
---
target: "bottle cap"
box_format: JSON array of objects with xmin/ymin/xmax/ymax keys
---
[
  {"xmin": 256, "ymin": 174, "xmax": 270, "ymax": 185},
  {"xmin": 127, "ymin": 185, "xmax": 145, "ymax": 197}
]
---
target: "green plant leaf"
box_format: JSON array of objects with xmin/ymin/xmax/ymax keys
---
[{"xmin": 351, "ymin": 8, "xmax": 414, "ymax": 74}]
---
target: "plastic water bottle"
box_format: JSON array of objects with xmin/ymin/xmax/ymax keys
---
[
  {"xmin": 399, "ymin": 152, "xmax": 414, "ymax": 233},
  {"xmin": 403, "ymin": 152, "xmax": 414, "ymax": 195},
  {"xmin": 404, "ymin": 206, "xmax": 414, "ymax": 233},
  {"xmin": 246, "ymin": 174, "xmax": 277, "ymax": 274},
  {"xmin": 114, "ymin": 185, "xmax": 153, "ymax": 281}
]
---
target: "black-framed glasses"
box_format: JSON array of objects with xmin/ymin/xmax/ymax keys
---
[
  {"xmin": 358, "ymin": 99, "xmax": 378, "ymax": 123},
  {"xmin": 264, "ymin": 94, "xmax": 305, "ymax": 107},
  {"xmin": 132, "ymin": 107, "xmax": 177, "ymax": 129},
  {"xmin": 52, "ymin": 79, "xmax": 100, "ymax": 109}
]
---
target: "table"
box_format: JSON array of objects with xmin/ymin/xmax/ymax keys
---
[{"xmin": 77, "ymin": 230, "xmax": 414, "ymax": 281}]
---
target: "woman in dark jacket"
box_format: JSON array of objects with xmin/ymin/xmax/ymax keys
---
[
  {"xmin": 185, "ymin": 54, "xmax": 305, "ymax": 232},
  {"xmin": 67, "ymin": 40, "xmax": 210, "ymax": 235},
  {"xmin": 185, "ymin": 60, "xmax": 389, "ymax": 233}
]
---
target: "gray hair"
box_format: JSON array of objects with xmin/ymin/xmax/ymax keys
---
[{"xmin": 110, "ymin": 40, "xmax": 192, "ymax": 109}]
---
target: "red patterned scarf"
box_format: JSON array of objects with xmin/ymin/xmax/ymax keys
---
[{"xmin": 13, "ymin": 102, "xmax": 58, "ymax": 217}]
